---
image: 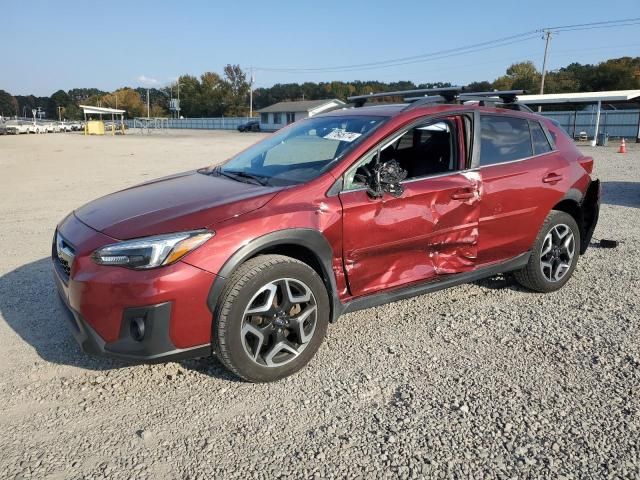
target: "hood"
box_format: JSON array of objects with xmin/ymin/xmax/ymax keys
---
[{"xmin": 74, "ymin": 170, "xmax": 280, "ymax": 239}]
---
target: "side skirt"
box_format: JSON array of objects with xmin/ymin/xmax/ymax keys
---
[{"xmin": 338, "ymin": 251, "xmax": 531, "ymax": 317}]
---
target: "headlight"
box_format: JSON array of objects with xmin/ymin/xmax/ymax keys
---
[{"xmin": 92, "ymin": 230, "xmax": 214, "ymax": 269}]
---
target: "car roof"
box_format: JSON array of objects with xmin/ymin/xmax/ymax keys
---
[
  {"xmin": 318, "ymin": 102, "xmax": 544, "ymax": 121},
  {"xmin": 320, "ymin": 104, "xmax": 407, "ymax": 117}
]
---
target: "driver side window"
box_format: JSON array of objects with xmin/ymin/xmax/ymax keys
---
[{"xmin": 343, "ymin": 118, "xmax": 460, "ymax": 191}]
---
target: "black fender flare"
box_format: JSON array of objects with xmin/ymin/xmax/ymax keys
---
[
  {"xmin": 579, "ymin": 179, "xmax": 600, "ymax": 253},
  {"xmin": 206, "ymin": 228, "xmax": 343, "ymax": 324},
  {"xmin": 560, "ymin": 187, "xmax": 583, "ymax": 205},
  {"xmin": 555, "ymin": 182, "xmax": 600, "ymax": 254}
]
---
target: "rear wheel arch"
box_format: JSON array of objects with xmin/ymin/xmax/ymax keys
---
[
  {"xmin": 207, "ymin": 229, "xmax": 341, "ymax": 323},
  {"xmin": 552, "ymin": 180, "xmax": 600, "ymax": 254},
  {"xmin": 553, "ymin": 198, "xmax": 582, "ymax": 229}
]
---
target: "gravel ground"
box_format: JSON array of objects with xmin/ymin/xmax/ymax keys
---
[{"xmin": 0, "ymin": 132, "xmax": 638, "ymax": 479}]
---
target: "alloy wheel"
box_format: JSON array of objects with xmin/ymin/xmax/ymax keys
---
[
  {"xmin": 241, "ymin": 278, "xmax": 318, "ymax": 367},
  {"xmin": 540, "ymin": 224, "xmax": 575, "ymax": 282}
]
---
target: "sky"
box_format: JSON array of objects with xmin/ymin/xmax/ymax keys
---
[{"xmin": 2, "ymin": 0, "xmax": 640, "ymax": 96}]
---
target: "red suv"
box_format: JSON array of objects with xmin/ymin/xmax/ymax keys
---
[{"xmin": 53, "ymin": 88, "xmax": 600, "ymax": 382}]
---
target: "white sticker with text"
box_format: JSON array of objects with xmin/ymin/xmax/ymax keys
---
[{"xmin": 323, "ymin": 129, "xmax": 362, "ymax": 142}]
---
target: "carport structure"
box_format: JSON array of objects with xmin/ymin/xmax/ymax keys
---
[
  {"xmin": 79, "ymin": 105, "xmax": 126, "ymax": 135},
  {"xmin": 518, "ymin": 90, "xmax": 640, "ymax": 145}
]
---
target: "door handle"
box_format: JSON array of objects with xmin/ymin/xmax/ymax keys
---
[
  {"xmin": 542, "ymin": 173, "xmax": 563, "ymax": 184},
  {"xmin": 450, "ymin": 188, "xmax": 476, "ymax": 200}
]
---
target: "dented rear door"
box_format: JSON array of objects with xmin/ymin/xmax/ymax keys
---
[{"xmin": 339, "ymin": 172, "xmax": 480, "ymax": 298}]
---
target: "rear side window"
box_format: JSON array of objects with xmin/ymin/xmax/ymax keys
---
[
  {"xmin": 530, "ymin": 121, "xmax": 552, "ymax": 155},
  {"xmin": 480, "ymin": 116, "xmax": 532, "ymax": 166}
]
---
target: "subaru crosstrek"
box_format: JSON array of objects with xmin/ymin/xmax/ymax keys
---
[{"xmin": 53, "ymin": 89, "xmax": 600, "ymax": 382}]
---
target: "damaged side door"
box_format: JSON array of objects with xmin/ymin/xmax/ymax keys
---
[{"xmin": 339, "ymin": 114, "xmax": 481, "ymax": 298}]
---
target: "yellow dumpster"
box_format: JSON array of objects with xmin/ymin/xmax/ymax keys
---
[{"xmin": 86, "ymin": 120, "xmax": 105, "ymax": 135}]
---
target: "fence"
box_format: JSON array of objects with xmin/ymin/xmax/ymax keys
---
[
  {"xmin": 541, "ymin": 109, "xmax": 640, "ymax": 139},
  {"xmin": 120, "ymin": 111, "xmax": 640, "ymax": 139},
  {"xmin": 124, "ymin": 117, "xmax": 256, "ymax": 131}
]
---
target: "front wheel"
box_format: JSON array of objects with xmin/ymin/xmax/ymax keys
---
[
  {"xmin": 213, "ymin": 255, "xmax": 330, "ymax": 382},
  {"xmin": 514, "ymin": 210, "xmax": 580, "ymax": 293}
]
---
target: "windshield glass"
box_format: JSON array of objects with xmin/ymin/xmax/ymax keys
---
[{"xmin": 216, "ymin": 115, "xmax": 387, "ymax": 186}]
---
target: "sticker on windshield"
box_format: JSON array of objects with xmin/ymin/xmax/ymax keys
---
[{"xmin": 323, "ymin": 129, "xmax": 362, "ymax": 142}]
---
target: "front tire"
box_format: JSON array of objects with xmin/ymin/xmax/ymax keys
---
[
  {"xmin": 514, "ymin": 210, "xmax": 580, "ymax": 293},
  {"xmin": 213, "ymin": 255, "xmax": 330, "ymax": 382}
]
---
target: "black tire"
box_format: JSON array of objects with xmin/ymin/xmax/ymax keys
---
[
  {"xmin": 213, "ymin": 254, "xmax": 330, "ymax": 382},
  {"xmin": 514, "ymin": 210, "xmax": 581, "ymax": 293}
]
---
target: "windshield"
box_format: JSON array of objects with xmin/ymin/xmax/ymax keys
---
[{"xmin": 215, "ymin": 115, "xmax": 386, "ymax": 186}]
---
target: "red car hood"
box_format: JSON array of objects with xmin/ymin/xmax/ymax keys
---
[{"xmin": 74, "ymin": 170, "xmax": 280, "ymax": 239}]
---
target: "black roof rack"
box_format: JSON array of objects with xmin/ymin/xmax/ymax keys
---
[
  {"xmin": 402, "ymin": 95, "xmax": 449, "ymax": 108},
  {"xmin": 347, "ymin": 87, "xmax": 532, "ymax": 112},
  {"xmin": 459, "ymin": 90, "xmax": 525, "ymax": 103},
  {"xmin": 347, "ymin": 87, "xmax": 464, "ymax": 107}
]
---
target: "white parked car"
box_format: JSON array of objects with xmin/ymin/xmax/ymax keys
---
[
  {"xmin": 28, "ymin": 122, "xmax": 46, "ymax": 134},
  {"xmin": 59, "ymin": 122, "xmax": 72, "ymax": 132},
  {"xmin": 6, "ymin": 120, "xmax": 30, "ymax": 134}
]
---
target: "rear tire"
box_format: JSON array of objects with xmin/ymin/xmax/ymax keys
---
[
  {"xmin": 213, "ymin": 255, "xmax": 329, "ymax": 382},
  {"xmin": 514, "ymin": 210, "xmax": 580, "ymax": 293}
]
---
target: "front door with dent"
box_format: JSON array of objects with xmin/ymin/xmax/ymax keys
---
[{"xmin": 339, "ymin": 115, "xmax": 481, "ymax": 298}]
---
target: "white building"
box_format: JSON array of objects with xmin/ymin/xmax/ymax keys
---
[{"xmin": 257, "ymin": 99, "xmax": 345, "ymax": 131}]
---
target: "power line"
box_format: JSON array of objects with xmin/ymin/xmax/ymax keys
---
[
  {"xmin": 256, "ymin": 31, "xmax": 539, "ymax": 73},
  {"xmin": 254, "ymin": 17, "xmax": 640, "ymax": 74},
  {"xmin": 546, "ymin": 17, "xmax": 640, "ymax": 31}
]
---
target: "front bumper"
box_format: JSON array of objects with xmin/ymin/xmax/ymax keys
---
[
  {"xmin": 53, "ymin": 213, "xmax": 217, "ymax": 362},
  {"xmin": 55, "ymin": 290, "xmax": 210, "ymax": 362}
]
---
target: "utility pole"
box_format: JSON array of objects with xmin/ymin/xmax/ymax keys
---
[
  {"xmin": 249, "ymin": 67, "xmax": 254, "ymax": 118},
  {"xmin": 147, "ymin": 88, "xmax": 150, "ymax": 118},
  {"xmin": 538, "ymin": 29, "xmax": 553, "ymax": 112},
  {"xmin": 177, "ymin": 82, "xmax": 181, "ymax": 119},
  {"xmin": 57, "ymin": 106, "xmax": 63, "ymax": 121}
]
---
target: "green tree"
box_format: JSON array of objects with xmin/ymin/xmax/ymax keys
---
[
  {"xmin": 493, "ymin": 61, "xmax": 541, "ymax": 92},
  {"xmin": 0, "ymin": 90, "xmax": 18, "ymax": 117},
  {"xmin": 200, "ymin": 71, "xmax": 225, "ymax": 116},
  {"xmin": 86, "ymin": 88, "xmax": 146, "ymax": 118},
  {"xmin": 176, "ymin": 74, "xmax": 203, "ymax": 117},
  {"xmin": 465, "ymin": 81, "xmax": 493, "ymax": 92},
  {"xmin": 49, "ymin": 89, "xmax": 72, "ymax": 119},
  {"xmin": 543, "ymin": 70, "xmax": 580, "ymax": 93},
  {"xmin": 222, "ymin": 64, "xmax": 250, "ymax": 116}
]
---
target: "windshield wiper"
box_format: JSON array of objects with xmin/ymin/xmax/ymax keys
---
[
  {"xmin": 221, "ymin": 169, "xmax": 269, "ymax": 186},
  {"xmin": 210, "ymin": 167, "xmax": 244, "ymax": 183}
]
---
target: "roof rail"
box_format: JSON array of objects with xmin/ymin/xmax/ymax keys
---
[
  {"xmin": 402, "ymin": 95, "xmax": 448, "ymax": 108},
  {"xmin": 347, "ymin": 87, "xmax": 463, "ymax": 107},
  {"xmin": 347, "ymin": 87, "xmax": 533, "ymax": 112},
  {"xmin": 459, "ymin": 96, "xmax": 534, "ymax": 113},
  {"xmin": 459, "ymin": 90, "xmax": 526, "ymax": 103}
]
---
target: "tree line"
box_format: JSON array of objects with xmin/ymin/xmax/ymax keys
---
[{"xmin": 1, "ymin": 56, "xmax": 638, "ymax": 120}]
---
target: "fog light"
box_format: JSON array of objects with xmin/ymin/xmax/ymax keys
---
[{"xmin": 130, "ymin": 317, "xmax": 146, "ymax": 342}]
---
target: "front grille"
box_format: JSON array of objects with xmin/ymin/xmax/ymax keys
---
[{"xmin": 54, "ymin": 232, "xmax": 75, "ymax": 278}]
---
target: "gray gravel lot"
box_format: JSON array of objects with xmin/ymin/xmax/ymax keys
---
[{"xmin": 0, "ymin": 131, "xmax": 639, "ymax": 479}]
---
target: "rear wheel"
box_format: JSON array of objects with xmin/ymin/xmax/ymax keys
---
[
  {"xmin": 213, "ymin": 255, "xmax": 329, "ymax": 382},
  {"xmin": 514, "ymin": 210, "xmax": 580, "ymax": 292}
]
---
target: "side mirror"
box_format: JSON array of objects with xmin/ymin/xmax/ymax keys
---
[{"xmin": 361, "ymin": 160, "xmax": 407, "ymax": 199}]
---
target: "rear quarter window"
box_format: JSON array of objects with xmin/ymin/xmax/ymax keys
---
[
  {"xmin": 529, "ymin": 120, "xmax": 553, "ymax": 155},
  {"xmin": 479, "ymin": 115, "xmax": 532, "ymax": 166}
]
